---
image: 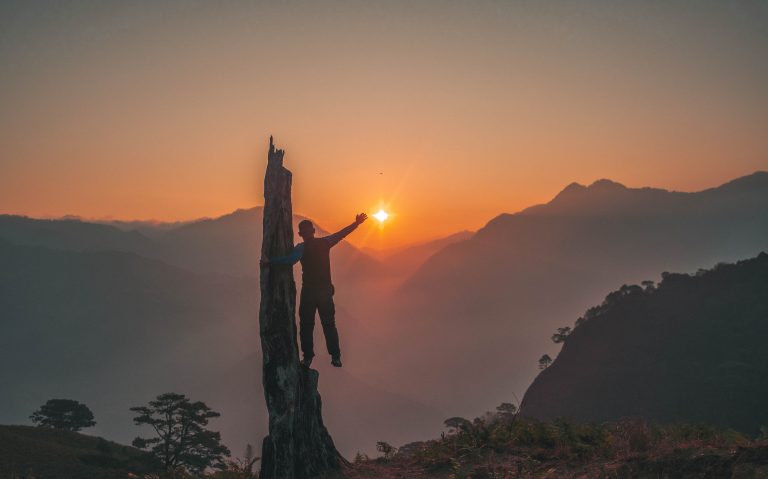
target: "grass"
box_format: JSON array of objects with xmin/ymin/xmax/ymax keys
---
[
  {"xmin": 0, "ymin": 424, "xmax": 159, "ymax": 479},
  {"xmin": 4, "ymin": 418, "xmax": 767, "ymax": 478},
  {"xmin": 345, "ymin": 417, "xmax": 768, "ymax": 479}
]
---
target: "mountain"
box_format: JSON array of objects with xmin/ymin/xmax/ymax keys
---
[
  {"xmin": 0, "ymin": 425, "xmax": 158, "ymax": 479},
  {"xmin": 0, "ymin": 215, "xmax": 156, "ymax": 255},
  {"xmin": 364, "ymin": 231, "xmax": 473, "ymax": 260},
  {"xmin": 0, "ymin": 207, "xmax": 382, "ymax": 282},
  {"xmin": 362, "ymin": 172, "xmax": 768, "ymax": 420},
  {"xmin": 3, "ymin": 172, "xmax": 767, "ymax": 457},
  {"xmin": 520, "ymin": 253, "xmax": 768, "ymax": 434},
  {"xmin": 0, "ymin": 239, "xmax": 440, "ymax": 457},
  {"xmin": 351, "ymin": 231, "xmax": 476, "ymax": 304},
  {"xmin": 0, "ymin": 208, "xmax": 438, "ymax": 457},
  {"xmin": 366, "ymin": 231, "xmax": 474, "ymax": 278},
  {"xmin": 0, "ymin": 239, "xmax": 258, "ymax": 444},
  {"xmin": 99, "ymin": 218, "xmax": 193, "ymax": 238},
  {"xmin": 154, "ymin": 208, "xmax": 382, "ymax": 281}
]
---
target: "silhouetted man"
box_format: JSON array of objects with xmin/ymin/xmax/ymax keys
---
[{"xmin": 262, "ymin": 213, "xmax": 368, "ymax": 368}]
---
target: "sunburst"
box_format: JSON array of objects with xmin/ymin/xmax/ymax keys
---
[{"xmin": 373, "ymin": 209, "xmax": 389, "ymax": 223}]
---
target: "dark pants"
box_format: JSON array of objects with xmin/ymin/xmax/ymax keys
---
[{"xmin": 298, "ymin": 285, "xmax": 340, "ymax": 359}]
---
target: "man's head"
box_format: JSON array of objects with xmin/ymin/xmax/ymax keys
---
[{"xmin": 298, "ymin": 220, "xmax": 315, "ymax": 239}]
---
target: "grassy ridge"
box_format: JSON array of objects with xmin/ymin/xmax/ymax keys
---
[
  {"xmin": 347, "ymin": 417, "xmax": 768, "ymax": 478},
  {"xmin": 0, "ymin": 425, "xmax": 158, "ymax": 479}
]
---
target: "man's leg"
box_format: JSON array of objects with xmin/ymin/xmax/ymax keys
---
[
  {"xmin": 317, "ymin": 292, "xmax": 341, "ymax": 365},
  {"xmin": 298, "ymin": 290, "xmax": 318, "ymax": 364}
]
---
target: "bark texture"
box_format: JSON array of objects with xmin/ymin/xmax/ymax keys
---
[{"xmin": 259, "ymin": 137, "xmax": 341, "ymax": 479}]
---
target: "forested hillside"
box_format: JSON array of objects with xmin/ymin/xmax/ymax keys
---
[{"xmin": 521, "ymin": 253, "xmax": 768, "ymax": 433}]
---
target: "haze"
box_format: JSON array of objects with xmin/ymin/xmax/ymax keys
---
[{"xmin": 1, "ymin": 0, "xmax": 767, "ymax": 248}]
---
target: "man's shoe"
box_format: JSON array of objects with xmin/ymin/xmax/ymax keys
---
[
  {"xmin": 331, "ymin": 357, "xmax": 342, "ymax": 368},
  {"xmin": 301, "ymin": 355, "xmax": 314, "ymax": 368}
]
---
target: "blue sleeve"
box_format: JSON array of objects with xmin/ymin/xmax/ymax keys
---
[
  {"xmin": 270, "ymin": 243, "xmax": 304, "ymax": 265},
  {"xmin": 322, "ymin": 223, "xmax": 359, "ymax": 248}
]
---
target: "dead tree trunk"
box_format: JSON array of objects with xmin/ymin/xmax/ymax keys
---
[{"xmin": 259, "ymin": 137, "xmax": 341, "ymax": 479}]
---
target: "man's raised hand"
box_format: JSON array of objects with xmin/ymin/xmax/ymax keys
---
[{"xmin": 356, "ymin": 213, "xmax": 368, "ymax": 225}]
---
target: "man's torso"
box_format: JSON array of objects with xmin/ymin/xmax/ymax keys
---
[{"xmin": 299, "ymin": 238, "xmax": 333, "ymax": 289}]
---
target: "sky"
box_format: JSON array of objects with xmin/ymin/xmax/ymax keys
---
[{"xmin": 1, "ymin": 0, "xmax": 767, "ymax": 248}]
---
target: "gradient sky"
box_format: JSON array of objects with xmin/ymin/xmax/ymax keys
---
[{"xmin": 1, "ymin": 0, "xmax": 767, "ymax": 248}]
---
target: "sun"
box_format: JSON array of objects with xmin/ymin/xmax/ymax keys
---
[{"xmin": 373, "ymin": 209, "xmax": 389, "ymax": 223}]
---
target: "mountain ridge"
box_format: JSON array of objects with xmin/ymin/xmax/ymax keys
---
[
  {"xmin": 0, "ymin": 207, "xmax": 383, "ymax": 281},
  {"xmin": 366, "ymin": 171, "xmax": 768, "ymax": 422},
  {"xmin": 0, "ymin": 238, "xmax": 441, "ymax": 457},
  {"xmin": 520, "ymin": 252, "xmax": 768, "ymax": 434},
  {"xmin": 2, "ymin": 170, "xmax": 767, "ymax": 459}
]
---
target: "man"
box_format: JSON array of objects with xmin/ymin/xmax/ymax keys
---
[{"xmin": 261, "ymin": 213, "xmax": 368, "ymax": 368}]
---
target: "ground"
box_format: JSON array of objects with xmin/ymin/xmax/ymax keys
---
[{"xmin": 337, "ymin": 418, "xmax": 768, "ymax": 479}]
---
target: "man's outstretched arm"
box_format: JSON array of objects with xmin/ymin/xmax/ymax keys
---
[
  {"xmin": 262, "ymin": 243, "xmax": 305, "ymax": 266},
  {"xmin": 323, "ymin": 213, "xmax": 368, "ymax": 247}
]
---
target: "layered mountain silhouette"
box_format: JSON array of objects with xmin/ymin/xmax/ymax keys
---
[
  {"xmin": 0, "ymin": 212, "xmax": 440, "ymax": 457},
  {"xmin": 359, "ymin": 172, "xmax": 768, "ymax": 420},
  {"xmin": 520, "ymin": 253, "xmax": 768, "ymax": 434},
  {"xmin": 1, "ymin": 172, "xmax": 767, "ymax": 456},
  {"xmin": 364, "ymin": 231, "xmax": 473, "ymax": 276},
  {"xmin": 0, "ymin": 208, "xmax": 381, "ymax": 282},
  {"xmin": 0, "ymin": 239, "xmax": 258, "ymax": 448}
]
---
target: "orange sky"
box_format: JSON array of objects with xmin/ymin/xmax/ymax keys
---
[{"xmin": 1, "ymin": 1, "xmax": 767, "ymax": 248}]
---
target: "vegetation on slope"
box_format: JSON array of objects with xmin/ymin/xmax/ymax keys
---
[
  {"xmin": 347, "ymin": 415, "xmax": 768, "ymax": 478},
  {"xmin": 521, "ymin": 252, "xmax": 768, "ymax": 434},
  {"xmin": 0, "ymin": 425, "xmax": 159, "ymax": 479}
]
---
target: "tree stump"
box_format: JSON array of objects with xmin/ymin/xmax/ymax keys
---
[{"xmin": 259, "ymin": 137, "xmax": 341, "ymax": 479}]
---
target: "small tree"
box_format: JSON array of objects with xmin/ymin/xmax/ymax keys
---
[
  {"xmin": 495, "ymin": 402, "xmax": 518, "ymax": 421},
  {"xmin": 217, "ymin": 444, "xmax": 260, "ymax": 479},
  {"xmin": 551, "ymin": 327, "xmax": 572, "ymax": 344},
  {"xmin": 241, "ymin": 444, "xmax": 259, "ymax": 477},
  {"xmin": 130, "ymin": 392, "xmax": 230, "ymax": 475},
  {"xmin": 376, "ymin": 441, "xmax": 397, "ymax": 460},
  {"xmin": 538, "ymin": 354, "xmax": 552, "ymax": 370},
  {"xmin": 30, "ymin": 399, "xmax": 96, "ymax": 432},
  {"xmin": 443, "ymin": 416, "xmax": 472, "ymax": 434}
]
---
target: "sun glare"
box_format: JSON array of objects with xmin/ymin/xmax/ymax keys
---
[{"xmin": 373, "ymin": 209, "xmax": 389, "ymax": 223}]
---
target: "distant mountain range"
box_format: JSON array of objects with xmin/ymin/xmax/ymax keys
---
[
  {"xmin": 0, "ymin": 238, "xmax": 258, "ymax": 448},
  {"xmin": 363, "ymin": 231, "xmax": 474, "ymax": 278},
  {"xmin": 520, "ymin": 253, "xmax": 768, "ymax": 434},
  {"xmin": 359, "ymin": 171, "xmax": 768, "ymax": 419},
  {"xmin": 0, "ymin": 210, "xmax": 443, "ymax": 457},
  {"xmin": 0, "ymin": 208, "xmax": 381, "ymax": 281},
  {"xmin": 1, "ymin": 171, "xmax": 766, "ymax": 455}
]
